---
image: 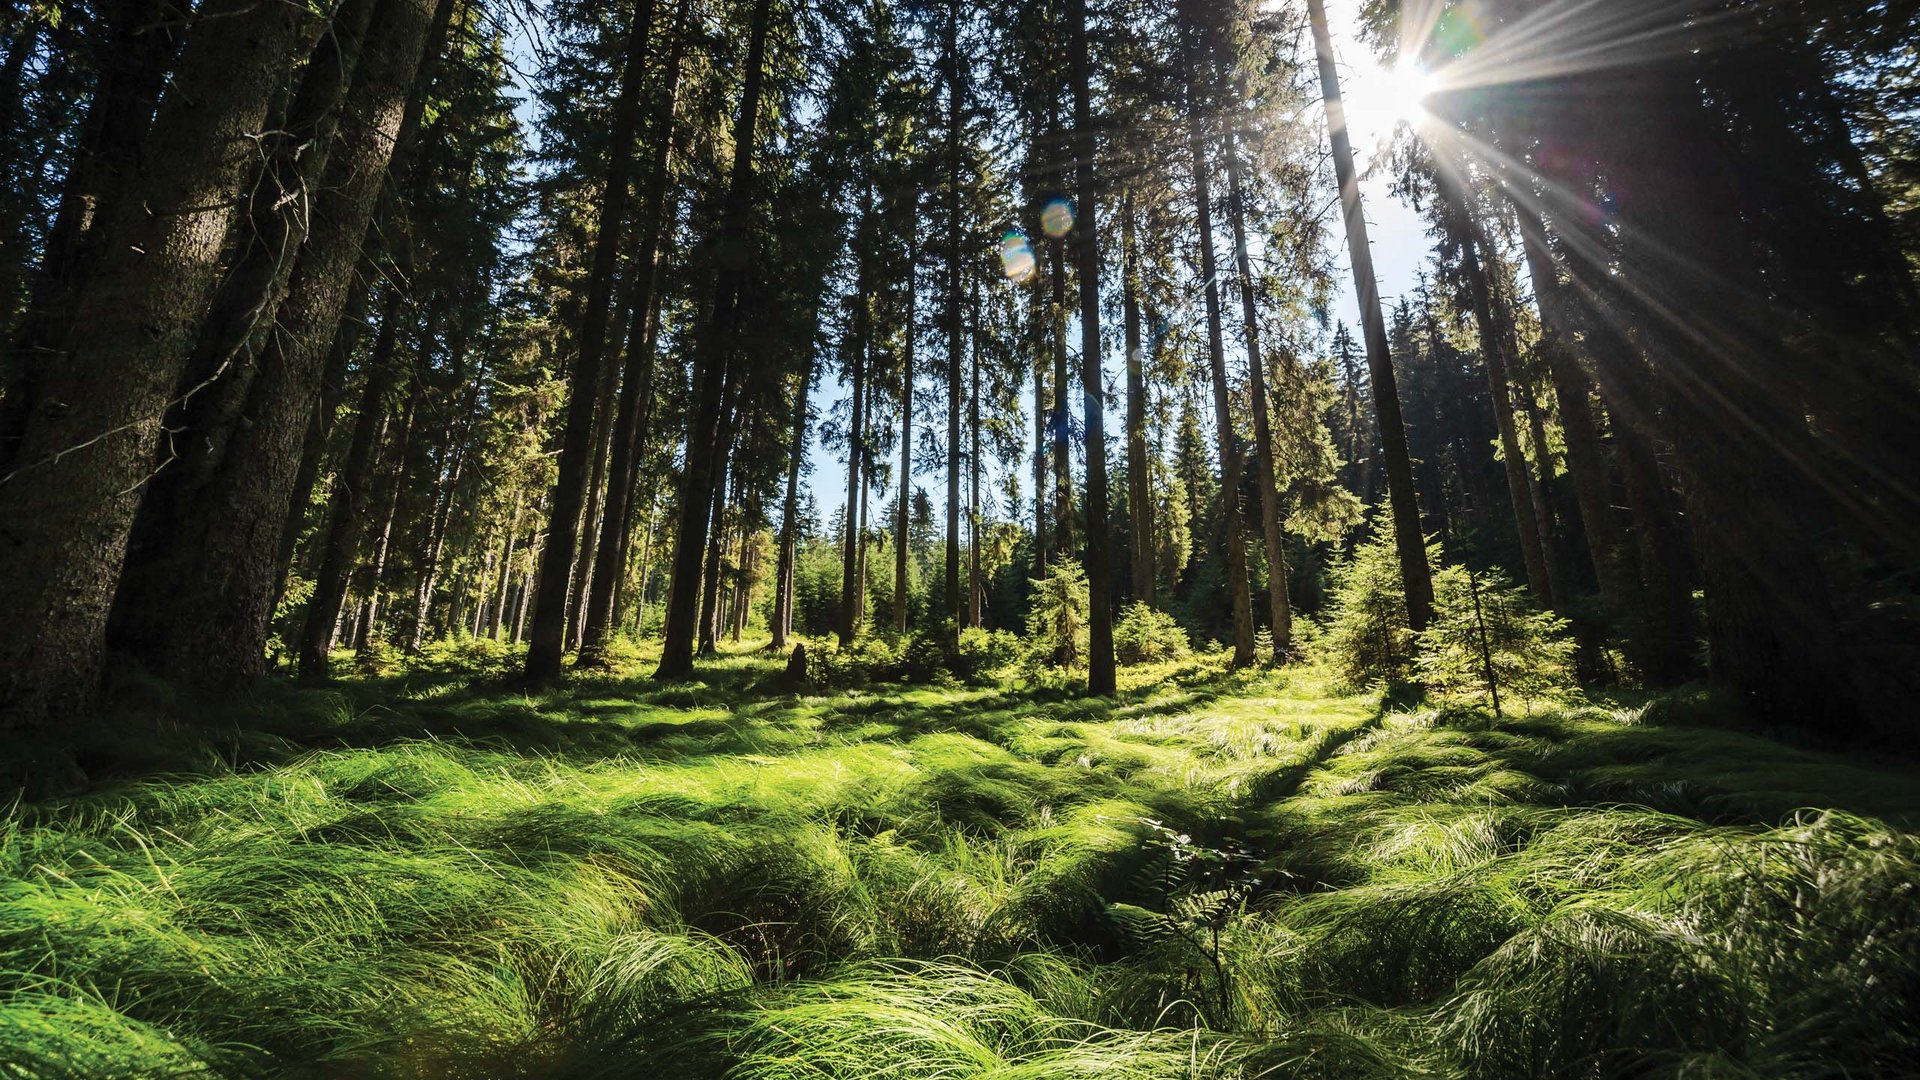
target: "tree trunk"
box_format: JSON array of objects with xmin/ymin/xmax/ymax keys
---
[
  {"xmin": 968, "ymin": 280, "xmax": 983, "ymax": 629},
  {"xmin": 653, "ymin": 0, "xmax": 773, "ymax": 680},
  {"xmin": 0, "ymin": 0, "xmax": 327, "ymax": 726},
  {"xmin": 0, "ymin": 0, "xmax": 180, "ymax": 458},
  {"xmin": 1063, "ymin": 0, "xmax": 1113, "ymax": 693},
  {"xmin": 1441, "ymin": 178, "xmax": 1553, "ymax": 607},
  {"xmin": 1224, "ymin": 126, "xmax": 1292, "ymax": 658},
  {"xmin": 1515, "ymin": 210, "xmax": 1641, "ymax": 643},
  {"xmin": 298, "ymin": 289, "xmax": 406, "ymax": 681},
  {"xmin": 526, "ymin": 0, "xmax": 658, "ymax": 679},
  {"xmin": 1047, "ymin": 239, "xmax": 1073, "ymax": 558},
  {"xmin": 943, "ymin": 0, "xmax": 965, "ymax": 651},
  {"xmin": 1121, "ymin": 193, "xmax": 1154, "ymax": 608},
  {"xmin": 897, "ymin": 218, "xmax": 916, "ymax": 634},
  {"xmin": 1304, "ymin": 0, "xmax": 1434, "ymax": 630},
  {"xmin": 578, "ymin": 0, "xmax": 691, "ymax": 664},
  {"xmin": 110, "ymin": 0, "xmax": 447, "ymax": 687},
  {"xmin": 566, "ymin": 306, "xmax": 626, "ymax": 651},
  {"xmin": 1186, "ymin": 32, "xmax": 1255, "ymax": 669},
  {"xmin": 771, "ymin": 355, "xmax": 813, "ymax": 649},
  {"xmin": 840, "ymin": 257, "xmax": 870, "ymax": 645},
  {"xmin": 1031, "ymin": 283, "xmax": 1049, "ymax": 574}
]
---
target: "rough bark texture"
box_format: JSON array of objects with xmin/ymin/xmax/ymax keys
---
[
  {"xmin": 111, "ymin": 0, "xmax": 445, "ymax": 687},
  {"xmin": 0, "ymin": 0, "xmax": 327, "ymax": 727}
]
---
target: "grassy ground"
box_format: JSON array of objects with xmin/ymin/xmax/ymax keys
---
[{"xmin": 3, "ymin": 640, "xmax": 1917, "ymax": 1078}]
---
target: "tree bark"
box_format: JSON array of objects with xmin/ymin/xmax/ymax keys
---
[
  {"xmin": 1121, "ymin": 193, "xmax": 1154, "ymax": 608},
  {"xmin": 110, "ymin": 0, "xmax": 446, "ymax": 687},
  {"xmin": 527, "ymin": 0, "xmax": 658, "ymax": 680},
  {"xmin": 298, "ymin": 288, "xmax": 406, "ymax": 681},
  {"xmin": 654, "ymin": 0, "xmax": 773, "ymax": 679},
  {"xmin": 1224, "ymin": 126, "xmax": 1292, "ymax": 658},
  {"xmin": 897, "ymin": 216, "xmax": 916, "ymax": 634},
  {"xmin": 1515, "ymin": 210, "xmax": 1640, "ymax": 641},
  {"xmin": 943, "ymin": 0, "xmax": 965, "ymax": 651},
  {"xmin": 771, "ymin": 355, "xmax": 812, "ymax": 648},
  {"xmin": 0, "ymin": 0, "xmax": 328, "ymax": 726},
  {"xmin": 1445, "ymin": 186, "xmax": 1554, "ymax": 607},
  {"xmin": 1186, "ymin": 28, "xmax": 1255, "ymax": 669},
  {"xmin": 1064, "ymin": 0, "xmax": 1113, "ymax": 693},
  {"xmin": 1304, "ymin": 0, "xmax": 1434, "ymax": 630}
]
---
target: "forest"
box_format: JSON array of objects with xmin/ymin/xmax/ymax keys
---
[{"xmin": 2, "ymin": 0, "xmax": 1919, "ymax": 1075}]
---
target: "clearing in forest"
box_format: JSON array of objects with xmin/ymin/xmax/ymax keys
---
[{"xmin": 3, "ymin": 646, "xmax": 1917, "ymax": 1078}]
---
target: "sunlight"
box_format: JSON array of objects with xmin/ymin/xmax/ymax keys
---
[{"xmin": 1340, "ymin": 61, "xmax": 1439, "ymax": 150}]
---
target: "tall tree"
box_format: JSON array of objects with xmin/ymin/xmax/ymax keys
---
[
  {"xmin": 527, "ymin": 0, "xmax": 659, "ymax": 679},
  {"xmin": 656, "ymin": 0, "xmax": 776, "ymax": 679},
  {"xmin": 1184, "ymin": 8, "xmax": 1255, "ymax": 668},
  {"xmin": 1304, "ymin": 0, "xmax": 1433, "ymax": 630}
]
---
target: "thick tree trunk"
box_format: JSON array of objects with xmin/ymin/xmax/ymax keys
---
[
  {"xmin": 1304, "ymin": 0, "xmax": 1433, "ymax": 630},
  {"xmin": 1186, "ymin": 37, "xmax": 1255, "ymax": 668},
  {"xmin": 0, "ymin": 0, "xmax": 328, "ymax": 726},
  {"xmin": 1121, "ymin": 195, "xmax": 1154, "ymax": 608},
  {"xmin": 1, "ymin": 0, "xmax": 180, "ymax": 458},
  {"xmin": 110, "ymin": 0, "xmax": 446, "ymax": 687},
  {"xmin": 654, "ymin": 0, "xmax": 773, "ymax": 679},
  {"xmin": 1224, "ymin": 127, "xmax": 1292, "ymax": 658},
  {"xmin": 527, "ymin": 0, "xmax": 657, "ymax": 679}
]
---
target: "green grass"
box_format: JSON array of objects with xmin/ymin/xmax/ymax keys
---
[{"xmin": 3, "ymin": 639, "xmax": 1916, "ymax": 1078}]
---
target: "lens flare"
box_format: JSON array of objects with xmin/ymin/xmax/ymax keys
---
[
  {"xmin": 1040, "ymin": 198, "xmax": 1075, "ymax": 238},
  {"xmin": 1000, "ymin": 231, "xmax": 1036, "ymax": 282}
]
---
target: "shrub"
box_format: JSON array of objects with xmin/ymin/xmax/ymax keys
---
[
  {"xmin": 1025, "ymin": 557, "xmax": 1089, "ymax": 668},
  {"xmin": 955, "ymin": 627, "xmax": 1021, "ymax": 679},
  {"xmin": 1112, "ymin": 603, "xmax": 1191, "ymax": 665},
  {"xmin": 1417, "ymin": 564, "xmax": 1577, "ymax": 712},
  {"xmin": 1321, "ymin": 517, "xmax": 1427, "ymax": 686},
  {"xmin": 1029, "ymin": 553, "xmax": 1090, "ymax": 664}
]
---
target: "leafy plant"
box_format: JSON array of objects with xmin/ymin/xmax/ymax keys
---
[
  {"xmin": 1113, "ymin": 603, "xmax": 1192, "ymax": 666},
  {"xmin": 1025, "ymin": 557, "xmax": 1089, "ymax": 669},
  {"xmin": 1417, "ymin": 563, "xmax": 1577, "ymax": 712}
]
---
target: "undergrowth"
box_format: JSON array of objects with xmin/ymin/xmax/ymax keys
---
[{"xmin": 2, "ymin": 640, "xmax": 1915, "ymax": 1078}]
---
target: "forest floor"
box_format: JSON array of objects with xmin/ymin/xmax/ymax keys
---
[{"xmin": 4, "ymin": 641, "xmax": 1918, "ymax": 1079}]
